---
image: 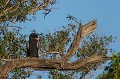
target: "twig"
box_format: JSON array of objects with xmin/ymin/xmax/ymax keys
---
[{"xmin": 84, "ymin": 66, "xmax": 93, "ymax": 79}]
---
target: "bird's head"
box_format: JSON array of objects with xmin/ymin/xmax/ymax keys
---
[{"xmin": 29, "ymin": 33, "xmax": 39, "ymax": 40}]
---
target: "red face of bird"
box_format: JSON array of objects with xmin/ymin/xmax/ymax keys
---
[{"xmin": 34, "ymin": 37, "xmax": 39, "ymax": 40}]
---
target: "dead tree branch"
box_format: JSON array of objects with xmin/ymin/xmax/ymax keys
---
[
  {"xmin": 60, "ymin": 20, "xmax": 97, "ymax": 62},
  {"xmin": 0, "ymin": 55, "xmax": 111, "ymax": 78}
]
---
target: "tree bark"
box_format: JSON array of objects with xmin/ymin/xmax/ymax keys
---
[{"xmin": 0, "ymin": 56, "xmax": 111, "ymax": 78}]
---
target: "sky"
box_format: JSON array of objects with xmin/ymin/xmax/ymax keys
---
[{"xmin": 16, "ymin": 0, "xmax": 120, "ymax": 79}]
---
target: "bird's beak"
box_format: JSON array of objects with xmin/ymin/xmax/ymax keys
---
[{"xmin": 35, "ymin": 37, "xmax": 39, "ymax": 40}]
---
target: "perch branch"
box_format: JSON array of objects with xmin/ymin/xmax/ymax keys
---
[{"xmin": 0, "ymin": 55, "xmax": 111, "ymax": 78}]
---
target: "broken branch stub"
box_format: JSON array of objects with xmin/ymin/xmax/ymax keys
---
[{"xmin": 60, "ymin": 20, "xmax": 97, "ymax": 62}]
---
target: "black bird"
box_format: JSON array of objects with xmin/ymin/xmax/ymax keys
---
[{"xmin": 26, "ymin": 33, "xmax": 39, "ymax": 58}]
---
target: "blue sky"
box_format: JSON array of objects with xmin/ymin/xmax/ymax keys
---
[{"xmin": 16, "ymin": 0, "xmax": 120, "ymax": 79}]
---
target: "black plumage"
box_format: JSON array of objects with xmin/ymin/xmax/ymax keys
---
[{"xmin": 26, "ymin": 33, "xmax": 39, "ymax": 58}]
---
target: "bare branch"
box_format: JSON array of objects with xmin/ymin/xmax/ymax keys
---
[
  {"xmin": 84, "ymin": 70, "xmax": 93, "ymax": 79},
  {"xmin": 48, "ymin": 52, "xmax": 60, "ymax": 54},
  {"xmin": 84, "ymin": 66, "xmax": 93, "ymax": 79},
  {"xmin": 60, "ymin": 20, "xmax": 97, "ymax": 62}
]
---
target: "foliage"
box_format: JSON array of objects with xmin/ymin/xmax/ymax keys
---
[
  {"xmin": 49, "ymin": 70, "xmax": 75, "ymax": 79},
  {"xmin": 0, "ymin": 0, "xmax": 56, "ymax": 23},
  {"xmin": 0, "ymin": 25, "xmax": 29, "ymax": 78},
  {"xmin": 74, "ymin": 34, "xmax": 114, "ymax": 78},
  {"xmin": 76, "ymin": 35, "xmax": 114, "ymax": 59},
  {"xmin": 38, "ymin": 25, "xmax": 75, "ymax": 58},
  {"xmin": 0, "ymin": 26, "xmax": 27, "ymax": 60},
  {"xmin": 98, "ymin": 52, "xmax": 120, "ymax": 79},
  {"xmin": 9, "ymin": 68, "xmax": 32, "ymax": 79}
]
